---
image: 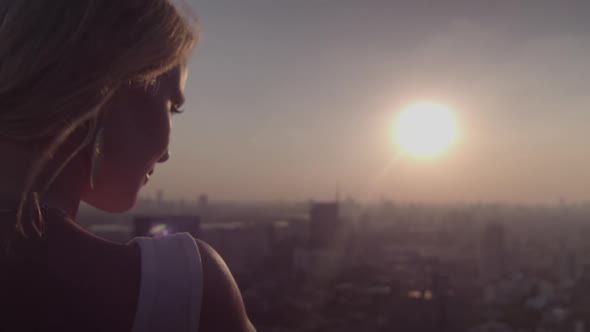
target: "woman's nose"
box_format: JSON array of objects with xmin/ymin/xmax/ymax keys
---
[{"xmin": 158, "ymin": 150, "xmax": 170, "ymax": 163}]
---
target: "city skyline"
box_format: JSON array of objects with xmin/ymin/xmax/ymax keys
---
[
  {"xmin": 82, "ymin": 194, "xmax": 590, "ymax": 331},
  {"xmin": 147, "ymin": 0, "xmax": 590, "ymax": 203}
]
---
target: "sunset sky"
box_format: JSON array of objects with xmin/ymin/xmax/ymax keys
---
[{"xmin": 146, "ymin": 0, "xmax": 590, "ymax": 203}]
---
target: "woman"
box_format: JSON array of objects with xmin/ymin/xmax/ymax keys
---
[{"xmin": 0, "ymin": 1, "xmax": 254, "ymax": 331}]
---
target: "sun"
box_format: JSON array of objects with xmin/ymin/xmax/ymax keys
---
[{"xmin": 394, "ymin": 101, "xmax": 458, "ymax": 157}]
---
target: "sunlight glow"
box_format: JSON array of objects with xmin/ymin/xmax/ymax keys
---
[{"xmin": 394, "ymin": 101, "xmax": 458, "ymax": 157}]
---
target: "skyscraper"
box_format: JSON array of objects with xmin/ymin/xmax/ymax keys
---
[
  {"xmin": 309, "ymin": 202, "xmax": 341, "ymax": 249},
  {"xmin": 480, "ymin": 222, "xmax": 507, "ymax": 283},
  {"xmin": 156, "ymin": 189, "xmax": 164, "ymax": 205},
  {"xmin": 199, "ymin": 194, "xmax": 209, "ymax": 222}
]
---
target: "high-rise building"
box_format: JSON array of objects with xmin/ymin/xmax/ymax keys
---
[
  {"xmin": 556, "ymin": 239, "xmax": 582, "ymax": 286},
  {"xmin": 198, "ymin": 194, "xmax": 209, "ymax": 222},
  {"xmin": 156, "ymin": 189, "xmax": 164, "ymax": 205},
  {"xmin": 199, "ymin": 194, "xmax": 208, "ymax": 206},
  {"xmin": 309, "ymin": 202, "xmax": 341, "ymax": 248},
  {"xmin": 200, "ymin": 221, "xmax": 272, "ymax": 276},
  {"xmin": 480, "ymin": 222, "xmax": 507, "ymax": 283}
]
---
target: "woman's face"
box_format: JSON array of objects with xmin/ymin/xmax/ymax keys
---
[{"xmin": 81, "ymin": 65, "xmax": 188, "ymax": 212}]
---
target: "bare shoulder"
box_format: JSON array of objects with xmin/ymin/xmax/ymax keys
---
[{"xmin": 194, "ymin": 238, "xmax": 256, "ymax": 332}]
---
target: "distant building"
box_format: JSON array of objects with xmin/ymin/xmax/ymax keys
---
[
  {"xmin": 156, "ymin": 189, "xmax": 164, "ymax": 205},
  {"xmin": 309, "ymin": 202, "xmax": 341, "ymax": 249},
  {"xmin": 480, "ymin": 222, "xmax": 507, "ymax": 283},
  {"xmin": 556, "ymin": 241, "xmax": 582, "ymax": 287},
  {"xmin": 292, "ymin": 247, "xmax": 347, "ymax": 280},
  {"xmin": 200, "ymin": 221, "xmax": 272, "ymax": 276},
  {"xmin": 199, "ymin": 194, "xmax": 208, "ymax": 206},
  {"xmin": 199, "ymin": 194, "xmax": 209, "ymax": 222}
]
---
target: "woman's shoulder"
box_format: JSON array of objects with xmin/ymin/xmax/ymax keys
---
[
  {"xmin": 130, "ymin": 234, "xmax": 254, "ymax": 332},
  {"xmin": 193, "ymin": 238, "xmax": 256, "ymax": 332}
]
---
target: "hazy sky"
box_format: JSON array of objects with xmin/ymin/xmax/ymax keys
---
[{"xmin": 146, "ymin": 0, "xmax": 590, "ymax": 203}]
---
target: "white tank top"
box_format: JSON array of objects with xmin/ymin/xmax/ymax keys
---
[{"xmin": 129, "ymin": 233, "xmax": 203, "ymax": 332}]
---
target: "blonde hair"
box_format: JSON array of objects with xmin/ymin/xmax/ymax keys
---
[{"xmin": 0, "ymin": 0, "xmax": 198, "ymax": 239}]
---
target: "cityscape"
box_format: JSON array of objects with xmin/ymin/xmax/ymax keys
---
[
  {"xmin": 79, "ymin": 192, "xmax": 590, "ymax": 332},
  {"xmin": 2, "ymin": 1, "xmax": 590, "ymax": 331}
]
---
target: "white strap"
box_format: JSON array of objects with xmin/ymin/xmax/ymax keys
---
[{"xmin": 130, "ymin": 233, "xmax": 203, "ymax": 332}]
